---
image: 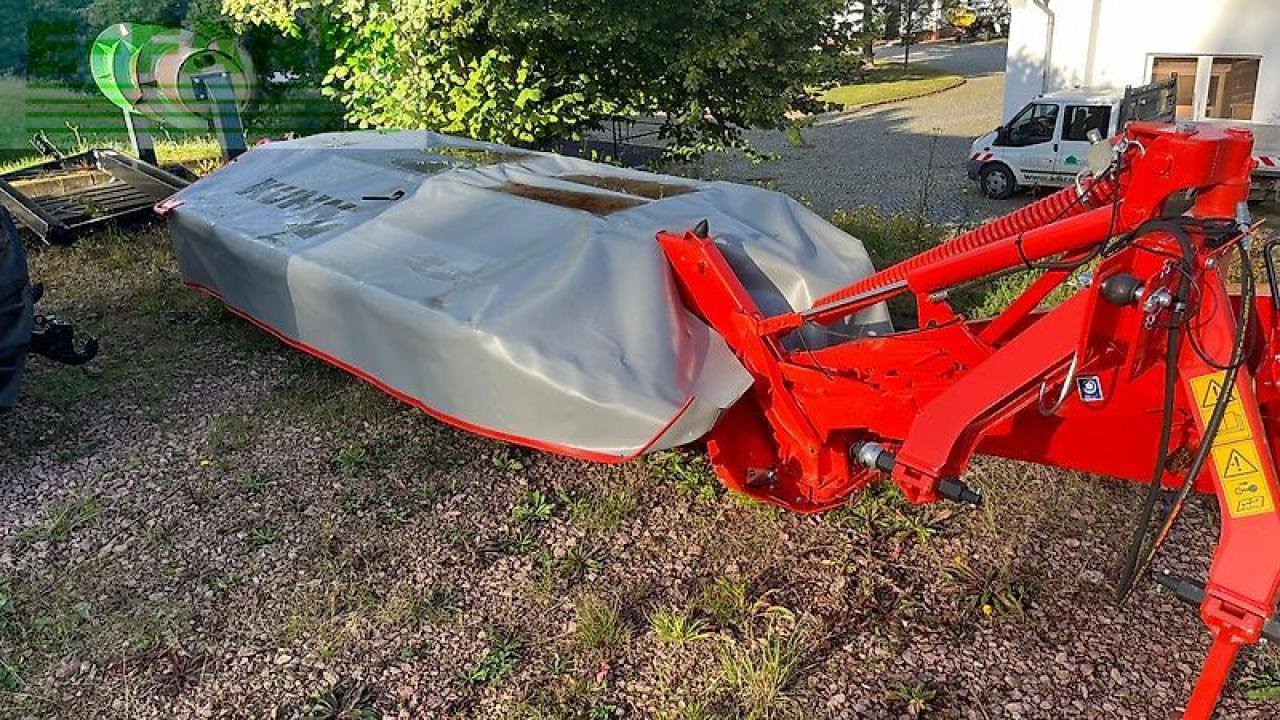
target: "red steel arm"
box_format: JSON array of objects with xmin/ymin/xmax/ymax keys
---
[{"xmin": 659, "ymin": 122, "xmax": 1277, "ymax": 719}]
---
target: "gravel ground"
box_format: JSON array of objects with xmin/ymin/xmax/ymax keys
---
[
  {"xmin": 3, "ymin": 223, "xmax": 1280, "ymax": 719},
  {"xmin": 697, "ymin": 41, "xmax": 1021, "ymax": 224}
]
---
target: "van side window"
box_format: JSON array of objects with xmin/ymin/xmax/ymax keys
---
[
  {"xmin": 1063, "ymin": 105, "xmax": 1112, "ymax": 141},
  {"xmin": 1006, "ymin": 103, "xmax": 1059, "ymax": 146}
]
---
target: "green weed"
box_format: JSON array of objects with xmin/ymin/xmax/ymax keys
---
[
  {"xmin": 826, "ymin": 483, "xmax": 948, "ymax": 546},
  {"xmin": 888, "ymin": 681, "xmax": 938, "ymax": 718},
  {"xmin": 249, "ymin": 527, "xmax": 282, "ymax": 548},
  {"xmin": 512, "ymin": 490, "xmax": 556, "ymax": 524},
  {"xmin": 332, "ymin": 444, "xmax": 371, "ymax": 477},
  {"xmin": 300, "ymin": 678, "xmax": 381, "ymax": 720},
  {"xmin": 647, "ymin": 451, "xmax": 721, "ymax": 502},
  {"xmin": 491, "ymin": 446, "xmax": 529, "ymax": 472},
  {"xmin": 493, "ymin": 530, "xmax": 538, "ymax": 557},
  {"xmin": 462, "ymin": 628, "xmax": 522, "ymax": 685},
  {"xmin": 939, "ymin": 557, "xmax": 1039, "ymax": 620}
]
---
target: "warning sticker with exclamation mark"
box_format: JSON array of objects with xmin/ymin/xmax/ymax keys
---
[{"xmin": 1189, "ymin": 372, "xmax": 1276, "ymax": 518}]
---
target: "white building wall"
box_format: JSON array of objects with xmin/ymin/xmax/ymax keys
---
[{"xmin": 1004, "ymin": 0, "xmax": 1280, "ymax": 123}]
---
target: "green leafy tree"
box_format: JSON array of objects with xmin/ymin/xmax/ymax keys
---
[{"xmin": 223, "ymin": 0, "xmax": 847, "ymax": 154}]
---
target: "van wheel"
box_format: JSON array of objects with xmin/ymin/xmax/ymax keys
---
[{"xmin": 979, "ymin": 163, "xmax": 1016, "ymax": 199}]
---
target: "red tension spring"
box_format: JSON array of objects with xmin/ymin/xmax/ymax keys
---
[{"xmin": 815, "ymin": 174, "xmax": 1120, "ymax": 307}]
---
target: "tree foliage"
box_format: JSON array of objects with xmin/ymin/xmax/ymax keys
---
[{"xmin": 223, "ymin": 0, "xmax": 849, "ymax": 153}]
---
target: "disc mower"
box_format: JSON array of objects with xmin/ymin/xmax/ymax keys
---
[{"xmin": 160, "ymin": 115, "xmax": 1277, "ymax": 717}]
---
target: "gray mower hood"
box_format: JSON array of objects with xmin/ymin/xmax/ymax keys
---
[{"xmin": 164, "ymin": 131, "xmax": 888, "ymax": 460}]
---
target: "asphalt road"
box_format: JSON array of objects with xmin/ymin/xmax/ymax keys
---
[
  {"xmin": 705, "ymin": 40, "xmax": 1019, "ymax": 224},
  {"xmin": 875, "ymin": 38, "xmax": 1008, "ymax": 76}
]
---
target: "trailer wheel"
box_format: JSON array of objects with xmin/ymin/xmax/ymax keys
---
[{"xmin": 979, "ymin": 163, "xmax": 1016, "ymax": 200}]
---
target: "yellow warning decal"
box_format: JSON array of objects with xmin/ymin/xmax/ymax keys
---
[{"xmin": 1189, "ymin": 372, "xmax": 1276, "ymax": 518}]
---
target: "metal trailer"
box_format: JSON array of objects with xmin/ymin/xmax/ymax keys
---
[{"xmin": 0, "ymin": 149, "xmax": 189, "ymax": 245}]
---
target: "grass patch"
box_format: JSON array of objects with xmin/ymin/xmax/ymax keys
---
[
  {"xmin": 698, "ymin": 576, "xmax": 751, "ymax": 629},
  {"xmin": 492, "ymin": 530, "xmax": 538, "ymax": 557},
  {"xmin": 300, "ymin": 678, "xmax": 382, "ymax": 720},
  {"xmin": 826, "ymin": 483, "xmax": 950, "ymax": 548},
  {"xmin": 568, "ymin": 485, "xmax": 638, "ymax": 533},
  {"xmin": 263, "ymin": 359, "xmax": 402, "ymax": 430},
  {"xmin": 649, "ymin": 605, "xmax": 712, "ymax": 646},
  {"xmin": 8, "ymin": 227, "xmax": 269, "ymax": 458},
  {"xmin": 381, "ymin": 582, "xmax": 459, "ymax": 626},
  {"xmin": 14, "ymin": 491, "xmax": 99, "ymax": 545},
  {"xmin": 25, "ymin": 369, "xmax": 106, "ymax": 412},
  {"xmin": 717, "ymin": 606, "xmax": 820, "ymax": 720},
  {"xmin": 206, "ymin": 413, "xmax": 257, "ymax": 456},
  {"xmin": 574, "ymin": 596, "xmax": 630, "ymax": 652},
  {"xmin": 534, "ymin": 545, "xmax": 602, "ymax": 595},
  {"xmin": 831, "ymin": 206, "xmax": 1082, "ymax": 325},
  {"xmin": 830, "ymin": 207, "xmax": 944, "ymax": 269},
  {"xmin": 821, "ymin": 63, "xmax": 963, "ymax": 110},
  {"xmin": 1243, "ymin": 673, "xmax": 1280, "ymax": 702}
]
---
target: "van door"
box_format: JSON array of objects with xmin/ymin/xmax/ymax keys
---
[
  {"xmin": 1056, "ymin": 104, "xmax": 1113, "ymax": 177},
  {"xmin": 996, "ymin": 101, "xmax": 1060, "ymax": 185}
]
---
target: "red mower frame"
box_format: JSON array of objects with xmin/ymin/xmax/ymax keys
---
[{"xmin": 658, "ymin": 122, "xmax": 1280, "ymax": 719}]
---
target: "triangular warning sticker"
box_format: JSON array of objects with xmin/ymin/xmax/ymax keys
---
[
  {"xmin": 1223, "ymin": 448, "xmax": 1259, "ymax": 478},
  {"xmin": 1200, "ymin": 378, "xmax": 1226, "ymax": 409}
]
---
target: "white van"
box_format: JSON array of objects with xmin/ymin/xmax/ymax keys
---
[{"xmin": 967, "ymin": 82, "xmax": 1280, "ymax": 201}]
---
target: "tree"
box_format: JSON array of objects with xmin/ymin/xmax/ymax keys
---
[
  {"xmin": 845, "ymin": 1, "xmax": 888, "ymax": 67},
  {"xmin": 222, "ymin": 0, "xmax": 847, "ymax": 154}
]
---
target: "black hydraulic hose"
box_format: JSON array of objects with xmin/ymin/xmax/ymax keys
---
[
  {"xmin": 1120, "ymin": 227, "xmax": 1254, "ymax": 602},
  {"xmin": 1114, "ymin": 220, "xmax": 1194, "ymax": 600},
  {"xmin": 1116, "ymin": 277, "xmax": 1187, "ymax": 599}
]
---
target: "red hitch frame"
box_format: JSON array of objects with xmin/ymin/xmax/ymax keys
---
[{"xmin": 658, "ymin": 122, "xmax": 1279, "ymax": 719}]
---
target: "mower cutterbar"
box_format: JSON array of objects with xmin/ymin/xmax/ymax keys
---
[{"xmin": 659, "ymin": 122, "xmax": 1279, "ymax": 718}]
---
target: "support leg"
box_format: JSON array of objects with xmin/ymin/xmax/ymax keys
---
[
  {"xmin": 124, "ymin": 110, "xmax": 158, "ymax": 165},
  {"xmin": 1184, "ymin": 633, "xmax": 1242, "ymax": 720}
]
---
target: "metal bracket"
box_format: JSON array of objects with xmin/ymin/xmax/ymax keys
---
[{"xmin": 30, "ymin": 313, "xmax": 98, "ymax": 366}]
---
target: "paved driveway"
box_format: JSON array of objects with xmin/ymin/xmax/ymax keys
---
[
  {"xmin": 875, "ymin": 39, "xmax": 1008, "ymax": 76},
  {"xmin": 705, "ymin": 41, "xmax": 1018, "ymax": 223}
]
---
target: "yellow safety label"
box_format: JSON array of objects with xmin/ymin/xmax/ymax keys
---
[{"xmin": 1189, "ymin": 372, "xmax": 1276, "ymax": 518}]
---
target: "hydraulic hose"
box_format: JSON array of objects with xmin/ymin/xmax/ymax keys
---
[
  {"xmin": 1119, "ymin": 223, "xmax": 1255, "ymax": 601},
  {"xmin": 816, "ymin": 174, "xmax": 1119, "ymax": 308},
  {"xmin": 1115, "ymin": 220, "xmax": 1194, "ymax": 600}
]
